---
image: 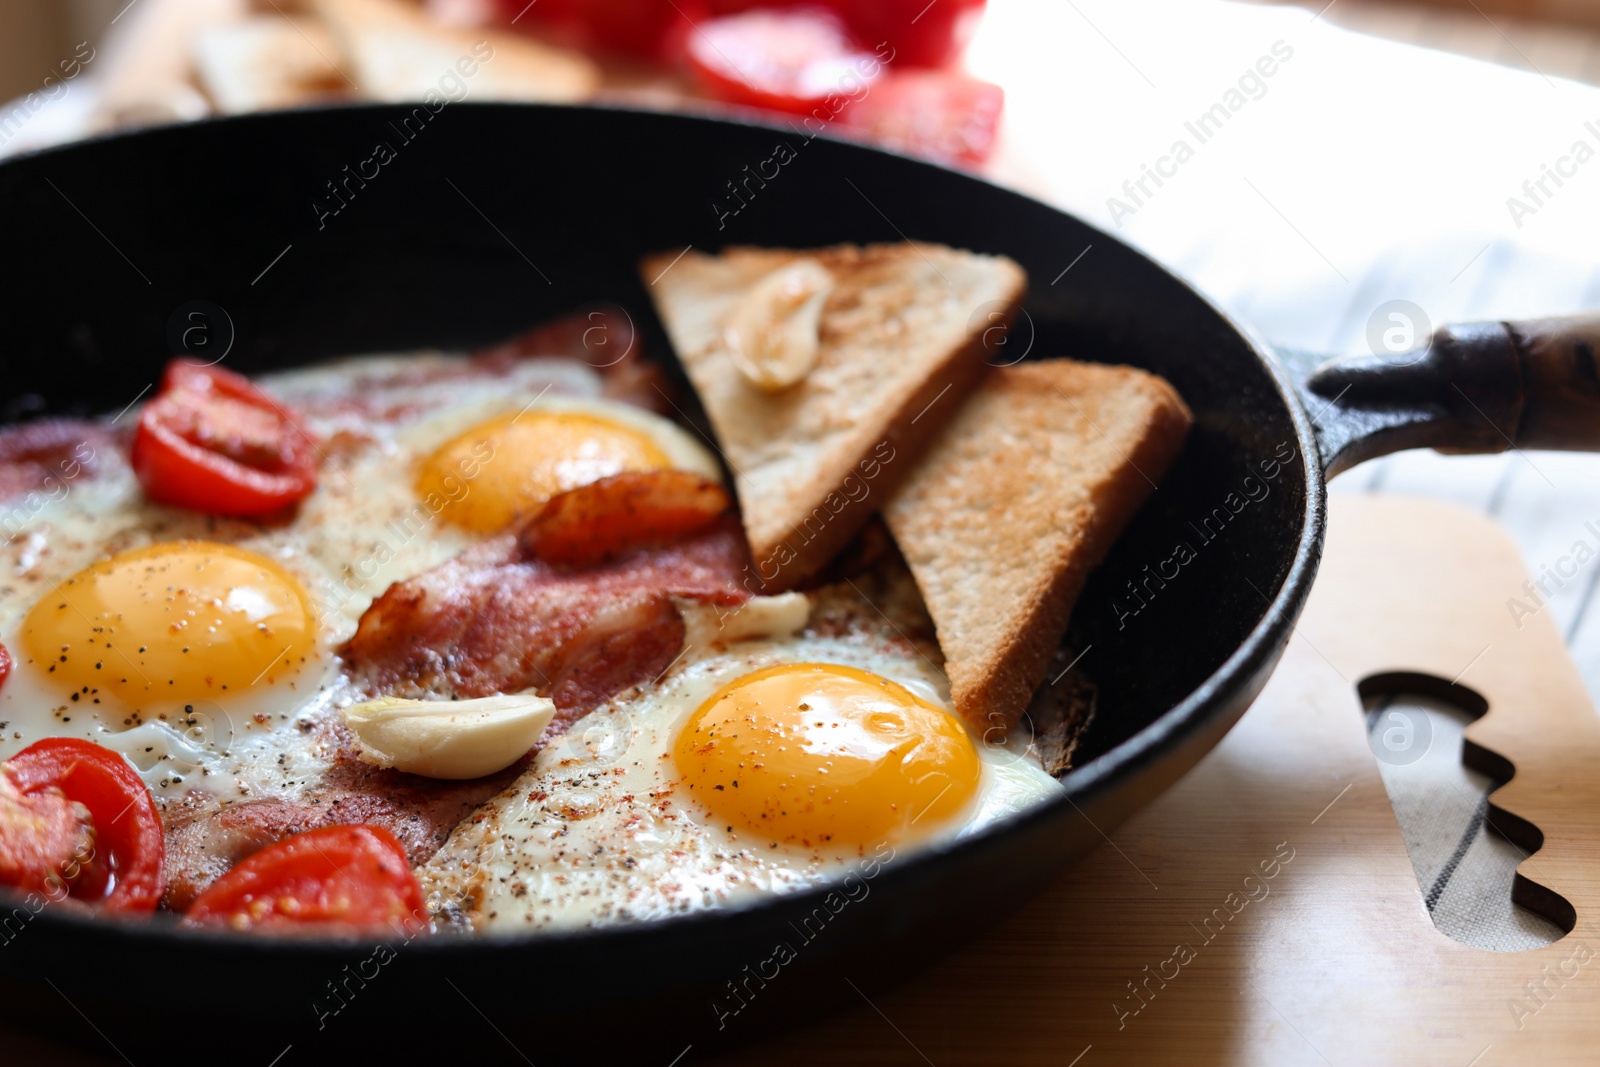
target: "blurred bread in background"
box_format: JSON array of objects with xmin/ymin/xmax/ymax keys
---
[
  {"xmin": 86, "ymin": 0, "xmax": 598, "ymax": 132},
  {"xmin": 309, "ymin": 0, "xmax": 597, "ymax": 103},
  {"xmin": 192, "ymin": 16, "xmax": 345, "ymax": 113}
]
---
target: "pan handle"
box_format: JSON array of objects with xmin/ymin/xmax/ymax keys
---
[{"xmin": 1304, "ymin": 312, "xmax": 1600, "ymax": 477}]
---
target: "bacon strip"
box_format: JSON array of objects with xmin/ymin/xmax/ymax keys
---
[
  {"xmin": 341, "ymin": 512, "xmax": 751, "ymax": 732},
  {"xmin": 473, "ymin": 306, "xmax": 672, "ymax": 414},
  {"xmin": 161, "ymin": 722, "xmax": 529, "ymax": 910},
  {"xmin": 521, "ymin": 471, "xmax": 731, "ymax": 568},
  {"xmin": 0, "ymin": 419, "xmax": 114, "ymax": 506}
]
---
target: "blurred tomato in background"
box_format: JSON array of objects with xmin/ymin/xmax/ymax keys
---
[
  {"xmin": 682, "ymin": 8, "xmax": 886, "ymax": 116},
  {"xmin": 506, "ymin": 0, "xmax": 985, "ymax": 65},
  {"xmin": 494, "ymin": 0, "xmax": 1001, "ymax": 164}
]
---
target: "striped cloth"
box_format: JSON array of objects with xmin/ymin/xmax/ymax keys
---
[{"xmin": 1364, "ymin": 693, "xmax": 1565, "ymax": 950}]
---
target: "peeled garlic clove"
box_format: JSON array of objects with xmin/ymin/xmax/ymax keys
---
[
  {"xmin": 724, "ymin": 260, "xmax": 835, "ymax": 392},
  {"xmin": 676, "ymin": 591, "xmax": 811, "ymax": 653},
  {"xmin": 342, "ymin": 693, "xmax": 556, "ymax": 780}
]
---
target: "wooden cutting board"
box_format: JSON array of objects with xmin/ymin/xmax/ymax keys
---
[
  {"xmin": 9, "ymin": 494, "xmax": 1600, "ymax": 1065},
  {"xmin": 709, "ymin": 494, "xmax": 1600, "ymax": 1066}
]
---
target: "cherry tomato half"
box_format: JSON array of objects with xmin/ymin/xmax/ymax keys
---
[
  {"xmin": 183, "ymin": 825, "xmax": 425, "ymax": 934},
  {"xmin": 0, "ymin": 772, "xmax": 91, "ymax": 900},
  {"xmin": 132, "ymin": 360, "xmax": 319, "ymax": 518},
  {"xmin": 685, "ymin": 8, "xmax": 885, "ymax": 116},
  {"xmin": 4, "ymin": 738, "xmax": 165, "ymax": 912}
]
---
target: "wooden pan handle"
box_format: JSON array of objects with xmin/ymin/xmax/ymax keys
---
[
  {"xmin": 1306, "ymin": 312, "xmax": 1600, "ymax": 471},
  {"xmin": 1500, "ymin": 314, "xmax": 1600, "ymax": 450}
]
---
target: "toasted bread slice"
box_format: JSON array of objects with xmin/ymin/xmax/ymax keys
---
[
  {"xmin": 642, "ymin": 242, "xmax": 1026, "ymax": 590},
  {"xmin": 882, "ymin": 359, "xmax": 1192, "ymax": 731},
  {"xmin": 311, "ymin": 0, "xmax": 598, "ymax": 103},
  {"xmin": 192, "ymin": 17, "xmax": 349, "ymax": 114}
]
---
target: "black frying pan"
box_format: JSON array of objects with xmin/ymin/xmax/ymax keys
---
[{"xmin": 0, "ymin": 104, "xmax": 1596, "ymax": 1065}]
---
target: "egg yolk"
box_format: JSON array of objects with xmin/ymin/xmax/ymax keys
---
[
  {"xmin": 674, "ymin": 663, "xmax": 981, "ymax": 849},
  {"xmin": 417, "ymin": 410, "xmax": 671, "ymax": 533},
  {"xmin": 21, "ymin": 541, "xmax": 316, "ymax": 707}
]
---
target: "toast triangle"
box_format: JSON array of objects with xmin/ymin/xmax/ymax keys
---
[
  {"xmin": 642, "ymin": 241, "xmax": 1026, "ymax": 590},
  {"xmin": 883, "ymin": 358, "xmax": 1192, "ymax": 729}
]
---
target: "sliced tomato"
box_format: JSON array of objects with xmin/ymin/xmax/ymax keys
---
[
  {"xmin": 521, "ymin": 470, "xmax": 731, "ymax": 567},
  {"xmin": 182, "ymin": 825, "xmax": 425, "ymax": 934},
  {"xmin": 0, "ymin": 641, "xmax": 11, "ymax": 692},
  {"xmin": 685, "ymin": 8, "xmax": 885, "ymax": 116},
  {"xmin": 4, "ymin": 738, "xmax": 165, "ymax": 912},
  {"xmin": 131, "ymin": 360, "xmax": 319, "ymax": 517},
  {"xmin": 842, "ymin": 71, "xmax": 1004, "ymax": 166}
]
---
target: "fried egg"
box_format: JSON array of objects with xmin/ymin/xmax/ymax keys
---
[
  {"xmin": 419, "ymin": 626, "xmax": 1061, "ymax": 933},
  {"xmin": 414, "ymin": 398, "xmax": 721, "ymax": 534},
  {"xmin": 0, "ymin": 535, "xmax": 334, "ymax": 796},
  {"xmin": 20, "ymin": 541, "xmax": 317, "ymax": 707}
]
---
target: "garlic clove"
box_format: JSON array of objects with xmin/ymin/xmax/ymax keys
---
[
  {"xmin": 723, "ymin": 260, "xmax": 835, "ymax": 392},
  {"xmin": 342, "ymin": 692, "xmax": 556, "ymax": 780},
  {"xmin": 676, "ymin": 591, "xmax": 811, "ymax": 655}
]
